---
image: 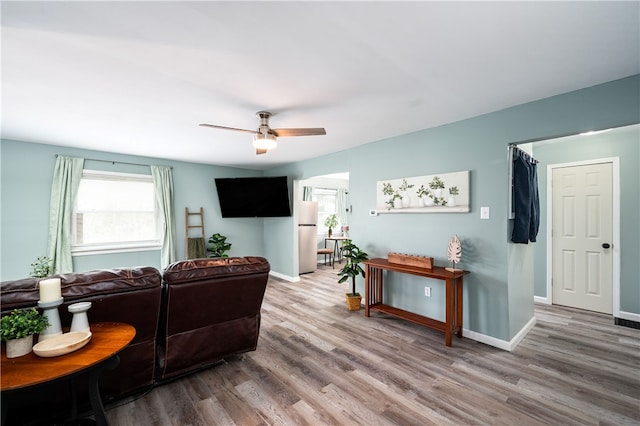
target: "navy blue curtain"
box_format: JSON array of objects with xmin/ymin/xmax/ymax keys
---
[{"xmin": 511, "ymin": 149, "xmax": 539, "ymax": 244}]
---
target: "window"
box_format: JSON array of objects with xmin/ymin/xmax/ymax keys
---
[
  {"xmin": 313, "ymin": 188, "xmax": 338, "ymax": 235},
  {"xmin": 72, "ymin": 170, "xmax": 160, "ymax": 255}
]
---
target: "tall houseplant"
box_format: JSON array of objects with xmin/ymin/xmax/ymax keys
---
[
  {"xmin": 207, "ymin": 233, "xmax": 232, "ymax": 258},
  {"xmin": 338, "ymin": 239, "xmax": 369, "ymax": 311}
]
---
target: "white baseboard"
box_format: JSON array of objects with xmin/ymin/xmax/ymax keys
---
[
  {"xmin": 534, "ymin": 295, "xmax": 551, "ymax": 305},
  {"xmin": 617, "ymin": 310, "xmax": 640, "ymax": 322},
  {"xmin": 533, "ymin": 297, "xmax": 639, "ymax": 323},
  {"xmin": 269, "ymin": 270, "xmax": 300, "ymax": 282},
  {"xmin": 463, "ymin": 328, "xmax": 512, "ymax": 351},
  {"xmin": 463, "ymin": 316, "xmax": 537, "ymax": 352}
]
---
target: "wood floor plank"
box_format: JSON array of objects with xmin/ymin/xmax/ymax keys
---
[{"xmin": 105, "ymin": 268, "xmax": 640, "ymax": 425}]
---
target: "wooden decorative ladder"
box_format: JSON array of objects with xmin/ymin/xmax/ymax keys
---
[{"xmin": 185, "ymin": 207, "xmax": 206, "ymax": 259}]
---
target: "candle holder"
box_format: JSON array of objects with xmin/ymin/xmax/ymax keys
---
[
  {"xmin": 37, "ymin": 298, "xmax": 64, "ymax": 341},
  {"xmin": 68, "ymin": 302, "xmax": 92, "ymax": 333}
]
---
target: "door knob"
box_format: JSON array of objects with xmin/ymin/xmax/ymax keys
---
[{"xmin": 602, "ymin": 243, "xmax": 611, "ymax": 249}]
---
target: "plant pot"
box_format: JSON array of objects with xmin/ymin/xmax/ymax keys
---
[
  {"xmin": 6, "ymin": 335, "xmax": 34, "ymax": 358},
  {"xmin": 424, "ymin": 197, "xmax": 435, "ymax": 207},
  {"xmin": 447, "ymin": 196, "xmax": 457, "ymax": 207},
  {"xmin": 393, "ymin": 198, "xmax": 403, "ymax": 209},
  {"xmin": 345, "ymin": 294, "xmax": 362, "ymax": 311}
]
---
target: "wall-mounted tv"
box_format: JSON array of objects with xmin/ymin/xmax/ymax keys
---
[{"xmin": 214, "ymin": 176, "xmax": 292, "ymax": 218}]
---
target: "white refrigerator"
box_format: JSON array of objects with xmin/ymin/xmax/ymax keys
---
[{"xmin": 298, "ymin": 201, "xmax": 318, "ymax": 274}]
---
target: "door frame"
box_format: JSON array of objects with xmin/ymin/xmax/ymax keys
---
[{"xmin": 545, "ymin": 157, "xmax": 620, "ymax": 316}]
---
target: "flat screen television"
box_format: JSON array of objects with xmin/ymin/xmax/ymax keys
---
[{"xmin": 214, "ymin": 176, "xmax": 292, "ymax": 218}]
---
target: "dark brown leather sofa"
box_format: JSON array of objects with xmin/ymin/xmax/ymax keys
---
[{"xmin": 0, "ymin": 256, "xmax": 270, "ymax": 425}]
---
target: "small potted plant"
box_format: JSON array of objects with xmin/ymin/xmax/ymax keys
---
[
  {"xmin": 30, "ymin": 256, "xmax": 54, "ymax": 278},
  {"xmin": 207, "ymin": 233, "xmax": 232, "ymax": 258},
  {"xmin": 1, "ymin": 308, "xmax": 50, "ymax": 358},
  {"xmin": 338, "ymin": 239, "xmax": 369, "ymax": 311},
  {"xmin": 324, "ymin": 214, "xmax": 339, "ymax": 237}
]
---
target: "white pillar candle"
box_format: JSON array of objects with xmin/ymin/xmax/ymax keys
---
[{"xmin": 39, "ymin": 278, "xmax": 61, "ymax": 303}]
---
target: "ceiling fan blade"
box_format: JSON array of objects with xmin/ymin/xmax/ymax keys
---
[
  {"xmin": 199, "ymin": 123, "xmax": 258, "ymax": 134},
  {"xmin": 256, "ymin": 148, "xmax": 268, "ymax": 155},
  {"xmin": 272, "ymin": 128, "xmax": 326, "ymax": 137}
]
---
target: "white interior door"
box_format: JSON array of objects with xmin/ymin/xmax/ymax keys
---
[{"xmin": 552, "ymin": 162, "xmax": 613, "ymax": 314}]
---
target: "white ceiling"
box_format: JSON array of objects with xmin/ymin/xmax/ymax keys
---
[{"xmin": 2, "ymin": 2, "xmax": 638, "ymax": 170}]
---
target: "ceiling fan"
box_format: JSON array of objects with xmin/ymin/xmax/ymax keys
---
[{"xmin": 200, "ymin": 111, "xmax": 326, "ymax": 155}]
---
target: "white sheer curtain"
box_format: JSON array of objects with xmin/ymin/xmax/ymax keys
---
[
  {"xmin": 303, "ymin": 186, "xmax": 313, "ymax": 201},
  {"xmin": 47, "ymin": 156, "xmax": 84, "ymax": 274},
  {"xmin": 151, "ymin": 166, "xmax": 177, "ymax": 269}
]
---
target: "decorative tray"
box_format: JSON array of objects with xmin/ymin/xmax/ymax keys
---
[
  {"xmin": 33, "ymin": 331, "xmax": 92, "ymax": 357},
  {"xmin": 388, "ymin": 252, "xmax": 434, "ymax": 269}
]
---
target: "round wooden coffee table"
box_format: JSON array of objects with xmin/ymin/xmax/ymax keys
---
[{"xmin": 1, "ymin": 322, "xmax": 135, "ymax": 425}]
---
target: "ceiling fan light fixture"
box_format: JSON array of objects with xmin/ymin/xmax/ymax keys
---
[{"xmin": 253, "ymin": 133, "xmax": 277, "ymax": 150}]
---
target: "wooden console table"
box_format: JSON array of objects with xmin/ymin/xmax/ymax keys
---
[
  {"xmin": 364, "ymin": 258, "xmax": 469, "ymax": 347},
  {"xmin": 1, "ymin": 322, "xmax": 135, "ymax": 426}
]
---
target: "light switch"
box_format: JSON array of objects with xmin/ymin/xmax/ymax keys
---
[{"xmin": 480, "ymin": 206, "xmax": 490, "ymax": 219}]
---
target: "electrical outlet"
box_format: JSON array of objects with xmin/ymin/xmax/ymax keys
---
[{"xmin": 424, "ymin": 287, "xmax": 431, "ymax": 297}]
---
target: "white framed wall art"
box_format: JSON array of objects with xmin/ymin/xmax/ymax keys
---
[{"xmin": 376, "ymin": 170, "xmax": 470, "ymax": 213}]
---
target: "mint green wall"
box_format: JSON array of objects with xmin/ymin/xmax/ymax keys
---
[
  {"xmin": 0, "ymin": 140, "xmax": 264, "ymax": 280},
  {"xmin": 2, "ymin": 75, "xmax": 638, "ymax": 343},
  {"xmin": 532, "ymin": 124, "xmax": 640, "ymax": 314},
  {"xmin": 266, "ymin": 75, "xmax": 640, "ymax": 342}
]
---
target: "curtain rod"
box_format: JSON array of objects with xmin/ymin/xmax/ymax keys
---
[
  {"xmin": 508, "ymin": 144, "xmax": 538, "ymax": 164},
  {"xmin": 56, "ymin": 154, "xmax": 172, "ymax": 169},
  {"xmin": 314, "ymin": 186, "xmax": 348, "ymax": 193}
]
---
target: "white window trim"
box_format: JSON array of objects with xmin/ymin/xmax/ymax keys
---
[
  {"xmin": 80, "ymin": 169, "xmax": 153, "ymax": 182},
  {"xmin": 314, "ymin": 187, "xmax": 338, "ymax": 236},
  {"xmin": 72, "ymin": 241, "xmax": 162, "ymax": 256}
]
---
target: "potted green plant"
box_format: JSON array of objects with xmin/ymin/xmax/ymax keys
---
[
  {"xmin": 1, "ymin": 308, "xmax": 50, "ymax": 358},
  {"xmin": 324, "ymin": 214, "xmax": 339, "ymax": 237},
  {"xmin": 338, "ymin": 239, "xmax": 369, "ymax": 311},
  {"xmin": 206, "ymin": 233, "xmax": 232, "ymax": 258},
  {"xmin": 30, "ymin": 256, "xmax": 54, "ymax": 278}
]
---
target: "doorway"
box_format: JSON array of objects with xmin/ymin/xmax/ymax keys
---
[
  {"xmin": 547, "ymin": 158, "xmax": 619, "ymax": 314},
  {"xmin": 295, "ymin": 173, "xmax": 350, "ymax": 276}
]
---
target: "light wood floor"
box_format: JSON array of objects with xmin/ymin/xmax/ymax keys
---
[{"xmin": 106, "ymin": 267, "xmax": 640, "ymax": 425}]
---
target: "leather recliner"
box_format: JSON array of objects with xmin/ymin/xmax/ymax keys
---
[{"xmin": 159, "ymin": 256, "xmax": 270, "ymax": 380}]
